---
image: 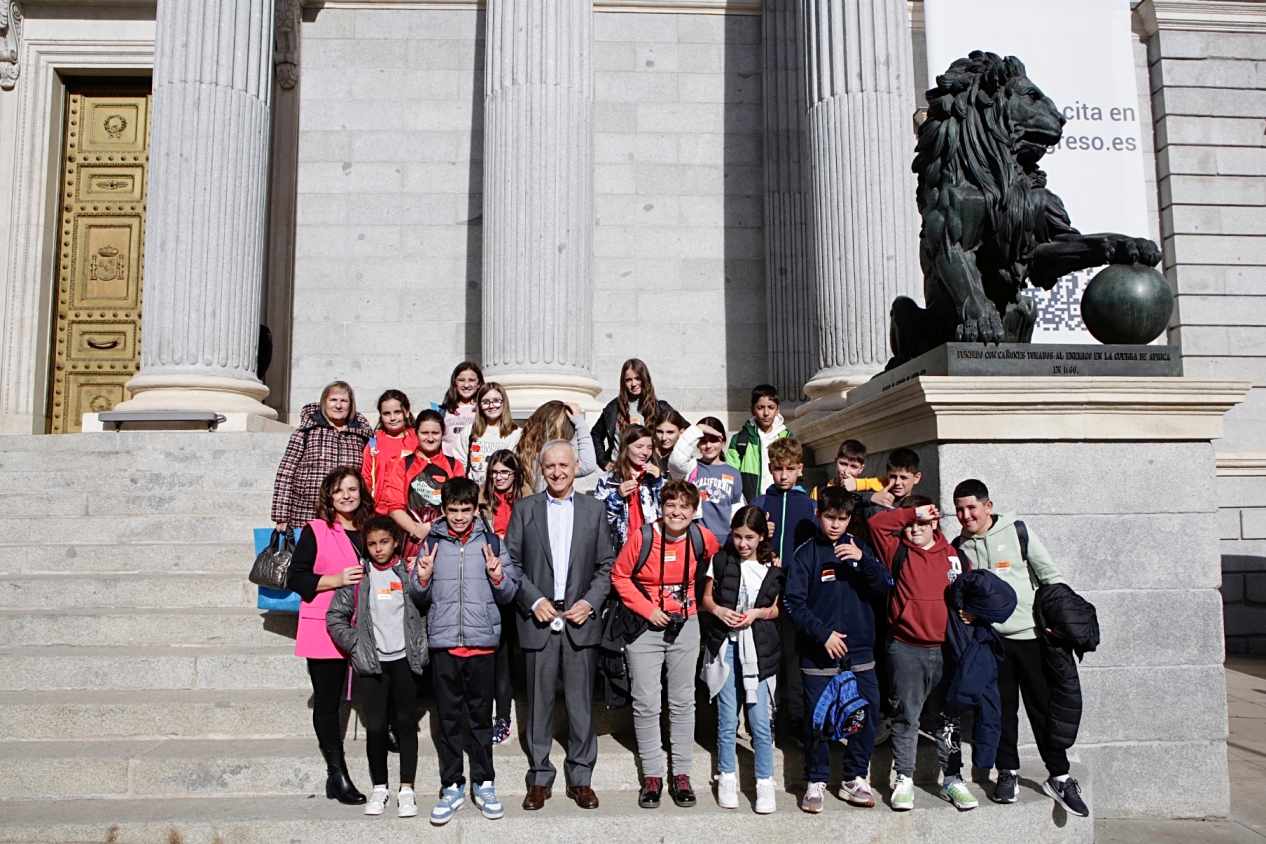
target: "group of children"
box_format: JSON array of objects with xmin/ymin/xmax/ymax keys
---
[{"xmin": 293, "ymin": 358, "xmax": 1089, "ymax": 824}]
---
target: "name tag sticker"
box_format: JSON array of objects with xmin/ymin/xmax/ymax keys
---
[
  {"xmin": 820, "ymin": 566, "xmax": 836, "ymax": 582},
  {"xmin": 664, "ymin": 553, "xmax": 678, "ymax": 563},
  {"xmin": 996, "ymin": 560, "xmax": 1012, "ymax": 572}
]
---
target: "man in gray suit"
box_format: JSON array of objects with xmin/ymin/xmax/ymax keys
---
[{"xmin": 508, "ymin": 439, "xmax": 614, "ymax": 811}]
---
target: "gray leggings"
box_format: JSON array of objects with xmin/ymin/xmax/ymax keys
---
[{"xmin": 625, "ymin": 615, "xmax": 700, "ymax": 779}]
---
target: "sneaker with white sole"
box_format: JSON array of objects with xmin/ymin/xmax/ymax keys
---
[
  {"xmin": 397, "ymin": 787, "xmax": 417, "ymax": 818},
  {"xmin": 755, "ymin": 777, "xmax": 776, "ymax": 814},
  {"xmin": 1043, "ymin": 775, "xmax": 1089, "ymax": 818},
  {"xmin": 890, "ymin": 774, "xmax": 914, "ymax": 811},
  {"xmin": 941, "ymin": 778, "xmax": 978, "ymax": 810},
  {"xmin": 841, "ymin": 776, "xmax": 876, "ymax": 808},
  {"xmin": 800, "ymin": 781, "xmax": 826, "ymax": 814},
  {"xmin": 430, "ymin": 784, "xmax": 464, "ymax": 826},
  {"xmin": 472, "ymin": 780, "xmax": 504, "ymax": 820},
  {"xmin": 717, "ymin": 771, "xmax": 739, "ymax": 809},
  {"xmin": 364, "ymin": 785, "xmax": 390, "ymax": 816},
  {"xmin": 992, "ymin": 769, "xmax": 1019, "ymax": 804}
]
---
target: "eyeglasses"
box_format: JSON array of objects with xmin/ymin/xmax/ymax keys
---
[
  {"xmin": 480, "ymin": 399, "xmax": 503, "ymax": 408},
  {"xmin": 490, "ymin": 469, "xmax": 515, "ymax": 478}
]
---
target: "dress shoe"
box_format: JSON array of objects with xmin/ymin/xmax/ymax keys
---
[
  {"xmin": 638, "ymin": 776, "xmax": 663, "ymax": 809},
  {"xmin": 669, "ymin": 774, "xmax": 697, "ymax": 807},
  {"xmin": 566, "ymin": 785, "xmax": 600, "ymax": 809},
  {"xmin": 521, "ymin": 784, "xmax": 551, "ymax": 811}
]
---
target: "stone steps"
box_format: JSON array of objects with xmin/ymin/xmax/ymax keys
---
[
  {"xmin": 0, "ymin": 490, "xmax": 272, "ymax": 518},
  {"xmin": 0, "ymin": 515, "xmax": 262, "ymax": 546},
  {"xmin": 0, "ymin": 607, "xmax": 296, "ymax": 647},
  {"xmin": 0, "ymin": 572, "xmax": 258, "ymax": 609},
  {"xmin": 1, "ymin": 542, "xmax": 258, "ymax": 575},
  {"xmin": 0, "ymin": 783, "xmax": 1092, "ymax": 844},
  {"xmin": 0, "ymin": 645, "xmax": 303, "ymax": 691}
]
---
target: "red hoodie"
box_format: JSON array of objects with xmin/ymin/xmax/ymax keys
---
[{"xmin": 868, "ymin": 507, "xmax": 964, "ymax": 646}]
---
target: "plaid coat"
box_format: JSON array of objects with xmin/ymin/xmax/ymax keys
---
[{"xmin": 270, "ymin": 403, "xmax": 373, "ymax": 525}]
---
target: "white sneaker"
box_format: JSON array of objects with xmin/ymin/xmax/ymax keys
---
[
  {"xmin": 891, "ymin": 774, "xmax": 914, "ymax": 812},
  {"xmin": 800, "ymin": 780, "xmax": 826, "ymax": 814},
  {"xmin": 364, "ymin": 785, "xmax": 390, "ymax": 816},
  {"xmin": 755, "ymin": 777, "xmax": 776, "ymax": 814},
  {"xmin": 717, "ymin": 771, "xmax": 739, "ymax": 809},
  {"xmin": 397, "ymin": 787, "xmax": 417, "ymax": 818},
  {"xmin": 841, "ymin": 776, "xmax": 876, "ymax": 808}
]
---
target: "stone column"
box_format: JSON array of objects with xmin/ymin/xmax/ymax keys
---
[
  {"xmin": 481, "ymin": 0, "xmax": 601, "ymax": 412},
  {"xmin": 116, "ymin": 0, "xmax": 278, "ymax": 423},
  {"xmin": 799, "ymin": 0, "xmax": 919, "ymax": 404},
  {"xmin": 762, "ymin": 0, "xmax": 815, "ymax": 399}
]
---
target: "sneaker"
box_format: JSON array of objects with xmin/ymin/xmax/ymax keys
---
[
  {"xmin": 669, "ymin": 774, "xmax": 697, "ymax": 807},
  {"xmin": 492, "ymin": 717, "xmax": 512, "ymax": 746},
  {"xmin": 755, "ymin": 777, "xmax": 776, "ymax": 814},
  {"xmin": 717, "ymin": 771, "xmax": 738, "ymax": 809},
  {"xmin": 841, "ymin": 776, "xmax": 876, "ymax": 808},
  {"xmin": 941, "ymin": 778, "xmax": 979, "ymax": 811},
  {"xmin": 1043, "ymin": 775, "xmax": 1090, "ymax": 818},
  {"xmin": 472, "ymin": 780, "xmax": 504, "ymax": 820},
  {"xmin": 430, "ymin": 784, "xmax": 464, "ymax": 826},
  {"xmin": 890, "ymin": 774, "xmax": 914, "ymax": 812},
  {"xmin": 800, "ymin": 781, "xmax": 826, "ymax": 814},
  {"xmin": 992, "ymin": 769, "xmax": 1019, "ymax": 804},
  {"xmin": 638, "ymin": 776, "xmax": 663, "ymax": 809},
  {"xmin": 364, "ymin": 785, "xmax": 390, "ymax": 816},
  {"xmin": 397, "ymin": 787, "xmax": 418, "ymax": 818}
]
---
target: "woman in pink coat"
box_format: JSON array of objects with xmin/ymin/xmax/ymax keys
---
[{"xmin": 285, "ymin": 466, "xmax": 375, "ymax": 805}]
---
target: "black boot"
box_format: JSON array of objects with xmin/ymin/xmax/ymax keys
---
[{"xmin": 321, "ymin": 747, "xmax": 366, "ymax": 805}]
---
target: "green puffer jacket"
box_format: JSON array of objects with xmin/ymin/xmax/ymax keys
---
[
  {"xmin": 954, "ymin": 513, "xmax": 1064, "ymax": 640},
  {"xmin": 724, "ymin": 416, "xmax": 789, "ymax": 502}
]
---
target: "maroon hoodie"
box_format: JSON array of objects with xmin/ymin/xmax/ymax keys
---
[{"xmin": 869, "ymin": 507, "xmax": 964, "ymax": 646}]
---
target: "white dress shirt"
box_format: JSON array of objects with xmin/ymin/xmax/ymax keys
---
[{"xmin": 546, "ymin": 492, "xmax": 575, "ymax": 601}]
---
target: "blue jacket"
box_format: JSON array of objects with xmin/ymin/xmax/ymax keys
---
[
  {"xmin": 754, "ymin": 485, "xmax": 817, "ymax": 564},
  {"xmin": 412, "ymin": 518, "xmax": 520, "ymax": 650},
  {"xmin": 785, "ymin": 531, "xmax": 891, "ymax": 670},
  {"xmin": 944, "ymin": 569, "xmax": 1017, "ymax": 771}
]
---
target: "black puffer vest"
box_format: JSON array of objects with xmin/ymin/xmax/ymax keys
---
[{"xmin": 701, "ymin": 550, "xmax": 784, "ymax": 681}]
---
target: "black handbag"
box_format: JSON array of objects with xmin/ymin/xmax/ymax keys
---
[{"xmin": 249, "ymin": 529, "xmax": 296, "ymax": 590}]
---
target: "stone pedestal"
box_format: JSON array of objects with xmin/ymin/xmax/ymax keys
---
[
  {"xmin": 796, "ymin": 375, "xmax": 1251, "ymax": 819},
  {"xmin": 799, "ymin": 0, "xmax": 919, "ymax": 407},
  {"xmin": 114, "ymin": 0, "xmax": 278, "ymax": 425},
  {"xmin": 480, "ymin": 0, "xmax": 601, "ymax": 412}
]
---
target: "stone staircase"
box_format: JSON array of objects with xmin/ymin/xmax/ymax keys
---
[{"xmin": 0, "ymin": 432, "xmax": 1091, "ymax": 842}]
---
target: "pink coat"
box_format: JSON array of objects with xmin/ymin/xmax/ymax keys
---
[{"xmin": 295, "ymin": 518, "xmax": 359, "ymax": 659}]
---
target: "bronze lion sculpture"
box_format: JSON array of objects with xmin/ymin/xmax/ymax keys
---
[{"xmin": 888, "ymin": 51, "xmax": 1161, "ymax": 366}]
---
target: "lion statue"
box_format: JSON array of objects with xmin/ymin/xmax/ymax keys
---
[{"xmin": 888, "ymin": 50, "xmax": 1162, "ymax": 367}]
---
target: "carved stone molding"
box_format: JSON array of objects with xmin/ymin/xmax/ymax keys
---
[
  {"xmin": 0, "ymin": 0, "xmax": 22, "ymax": 91},
  {"xmin": 301, "ymin": 0, "xmax": 761, "ymax": 13},
  {"xmin": 275, "ymin": 0, "xmax": 299, "ymax": 90},
  {"xmin": 1137, "ymin": 0, "xmax": 1266, "ymax": 36}
]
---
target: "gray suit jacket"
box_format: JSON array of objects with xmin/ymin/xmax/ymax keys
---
[{"xmin": 508, "ymin": 491, "xmax": 614, "ymax": 650}]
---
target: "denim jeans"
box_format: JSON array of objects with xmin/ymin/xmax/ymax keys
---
[
  {"xmin": 887, "ymin": 639, "xmax": 960, "ymax": 779},
  {"xmin": 715, "ymin": 639, "xmax": 774, "ymax": 781}
]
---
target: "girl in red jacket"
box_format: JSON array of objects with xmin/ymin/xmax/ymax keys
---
[
  {"xmin": 362, "ymin": 389, "xmax": 419, "ymax": 507},
  {"xmin": 380, "ymin": 409, "xmax": 465, "ymax": 550}
]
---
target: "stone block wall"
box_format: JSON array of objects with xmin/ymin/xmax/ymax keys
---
[
  {"xmin": 290, "ymin": 8, "xmax": 766, "ymax": 422},
  {"xmin": 1149, "ymin": 26, "xmax": 1266, "ymax": 655},
  {"xmin": 850, "ymin": 440, "xmax": 1228, "ymax": 819}
]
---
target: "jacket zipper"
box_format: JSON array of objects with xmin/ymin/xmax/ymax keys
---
[
  {"xmin": 779, "ymin": 493, "xmax": 788, "ymax": 561},
  {"xmin": 457, "ymin": 539, "xmax": 465, "ymax": 647}
]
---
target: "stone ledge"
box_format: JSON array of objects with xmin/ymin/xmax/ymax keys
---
[{"xmin": 796, "ymin": 377, "xmax": 1250, "ymax": 460}]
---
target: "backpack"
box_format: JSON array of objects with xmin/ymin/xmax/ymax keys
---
[
  {"xmin": 947, "ymin": 519, "xmax": 1032, "ymax": 587},
  {"xmin": 811, "ymin": 670, "xmax": 869, "ymax": 742}
]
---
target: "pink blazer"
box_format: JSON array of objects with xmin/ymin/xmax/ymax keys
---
[{"xmin": 294, "ymin": 518, "xmax": 359, "ymax": 659}]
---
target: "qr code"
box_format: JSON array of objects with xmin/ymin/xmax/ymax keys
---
[{"xmin": 1025, "ymin": 270, "xmax": 1091, "ymax": 333}]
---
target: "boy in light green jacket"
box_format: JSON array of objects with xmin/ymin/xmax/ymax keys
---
[{"xmin": 952, "ymin": 478, "xmax": 1088, "ymax": 820}]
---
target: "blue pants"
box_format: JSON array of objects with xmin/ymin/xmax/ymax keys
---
[
  {"xmin": 801, "ymin": 666, "xmax": 879, "ymax": 783},
  {"xmin": 716, "ymin": 640, "xmax": 774, "ymax": 780}
]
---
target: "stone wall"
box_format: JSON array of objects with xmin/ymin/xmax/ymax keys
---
[
  {"xmin": 849, "ymin": 438, "xmax": 1228, "ymax": 819},
  {"xmin": 1148, "ymin": 26, "xmax": 1266, "ymax": 656},
  {"xmin": 290, "ymin": 8, "xmax": 766, "ymax": 422}
]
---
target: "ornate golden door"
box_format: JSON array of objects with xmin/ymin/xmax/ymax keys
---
[{"xmin": 47, "ymin": 84, "xmax": 151, "ymax": 433}]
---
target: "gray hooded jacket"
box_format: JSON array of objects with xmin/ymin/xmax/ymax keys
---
[
  {"xmin": 413, "ymin": 517, "xmax": 520, "ymax": 650},
  {"xmin": 326, "ymin": 558, "xmax": 429, "ymax": 675}
]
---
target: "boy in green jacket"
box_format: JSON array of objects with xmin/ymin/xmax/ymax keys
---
[
  {"xmin": 725, "ymin": 384, "xmax": 790, "ymax": 503},
  {"xmin": 952, "ymin": 478, "xmax": 1088, "ymax": 819}
]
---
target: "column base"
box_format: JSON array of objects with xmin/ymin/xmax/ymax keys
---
[
  {"xmin": 486, "ymin": 371, "xmax": 603, "ymax": 417},
  {"xmin": 794, "ymin": 366, "xmax": 880, "ymax": 418},
  {"xmin": 112, "ymin": 372, "xmax": 279, "ymax": 425}
]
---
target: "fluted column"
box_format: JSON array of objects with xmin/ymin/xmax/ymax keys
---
[
  {"xmin": 117, "ymin": 0, "xmax": 277, "ymax": 421},
  {"xmin": 762, "ymin": 0, "xmax": 814, "ymax": 399},
  {"xmin": 800, "ymin": 0, "xmax": 919, "ymax": 401},
  {"xmin": 481, "ymin": 0, "xmax": 601, "ymax": 412}
]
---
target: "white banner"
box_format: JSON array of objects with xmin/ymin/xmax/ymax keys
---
[{"xmin": 923, "ymin": 0, "xmax": 1151, "ymax": 343}]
